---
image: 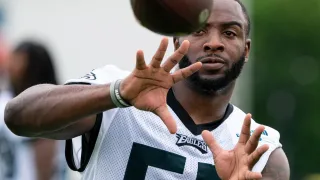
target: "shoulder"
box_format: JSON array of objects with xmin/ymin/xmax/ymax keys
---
[
  {"xmin": 262, "ymin": 148, "xmax": 290, "ymax": 180},
  {"xmin": 65, "ymin": 65, "xmax": 131, "ymax": 85},
  {"xmin": 227, "ymin": 105, "xmax": 281, "ymax": 146}
]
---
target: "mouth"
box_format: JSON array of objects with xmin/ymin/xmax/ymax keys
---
[
  {"xmin": 199, "ymin": 57, "xmax": 226, "ymax": 64},
  {"xmin": 199, "ymin": 57, "xmax": 226, "ymax": 71}
]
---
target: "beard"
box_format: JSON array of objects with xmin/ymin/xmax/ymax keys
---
[{"xmin": 178, "ymin": 53, "xmax": 246, "ymax": 95}]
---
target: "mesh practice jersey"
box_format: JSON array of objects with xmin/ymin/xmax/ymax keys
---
[{"xmin": 65, "ymin": 65, "xmax": 282, "ymax": 180}]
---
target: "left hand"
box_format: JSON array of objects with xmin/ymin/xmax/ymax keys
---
[
  {"xmin": 202, "ymin": 114, "xmax": 269, "ymax": 180},
  {"xmin": 120, "ymin": 38, "xmax": 202, "ymax": 134}
]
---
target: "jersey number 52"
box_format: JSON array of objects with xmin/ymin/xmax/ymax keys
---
[{"xmin": 124, "ymin": 143, "xmax": 220, "ymax": 180}]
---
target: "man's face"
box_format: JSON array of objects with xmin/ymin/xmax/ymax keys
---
[{"xmin": 176, "ymin": 0, "xmax": 251, "ymax": 93}]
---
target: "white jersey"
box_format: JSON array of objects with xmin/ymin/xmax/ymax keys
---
[{"xmin": 65, "ymin": 65, "xmax": 282, "ymax": 180}]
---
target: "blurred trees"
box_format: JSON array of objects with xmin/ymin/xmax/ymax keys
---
[{"xmin": 252, "ymin": 0, "xmax": 320, "ymax": 179}]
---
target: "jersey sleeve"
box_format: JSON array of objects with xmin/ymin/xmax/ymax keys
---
[
  {"xmin": 65, "ymin": 64, "xmax": 130, "ymax": 85},
  {"xmin": 251, "ymin": 124, "xmax": 282, "ymax": 173},
  {"xmin": 64, "ymin": 65, "xmax": 130, "ymax": 172}
]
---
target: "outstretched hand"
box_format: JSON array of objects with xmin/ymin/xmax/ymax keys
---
[
  {"xmin": 202, "ymin": 114, "xmax": 269, "ymax": 180},
  {"xmin": 120, "ymin": 37, "xmax": 202, "ymax": 134}
]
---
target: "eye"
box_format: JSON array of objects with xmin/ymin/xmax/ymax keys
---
[
  {"xmin": 224, "ymin": 31, "xmax": 236, "ymax": 37},
  {"xmin": 193, "ymin": 29, "xmax": 206, "ymax": 36}
]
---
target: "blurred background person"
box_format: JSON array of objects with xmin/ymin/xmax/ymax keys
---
[
  {"xmin": 0, "ymin": 40, "xmax": 66, "ymax": 180},
  {"xmin": 0, "ymin": 34, "xmax": 8, "ymax": 89}
]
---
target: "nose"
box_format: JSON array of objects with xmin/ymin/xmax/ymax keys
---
[{"xmin": 203, "ymin": 33, "xmax": 225, "ymax": 53}]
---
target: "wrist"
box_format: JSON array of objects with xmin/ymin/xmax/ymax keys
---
[{"xmin": 109, "ymin": 79, "xmax": 131, "ymax": 108}]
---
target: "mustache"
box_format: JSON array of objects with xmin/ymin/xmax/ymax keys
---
[{"xmin": 195, "ymin": 54, "xmax": 227, "ymax": 62}]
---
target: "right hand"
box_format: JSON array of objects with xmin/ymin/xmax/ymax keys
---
[
  {"xmin": 202, "ymin": 114, "xmax": 269, "ymax": 180},
  {"xmin": 120, "ymin": 37, "xmax": 202, "ymax": 134}
]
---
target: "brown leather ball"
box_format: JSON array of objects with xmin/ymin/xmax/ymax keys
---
[{"xmin": 130, "ymin": 0, "xmax": 213, "ymax": 36}]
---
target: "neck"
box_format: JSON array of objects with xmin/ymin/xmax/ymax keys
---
[{"xmin": 172, "ymin": 80, "xmax": 235, "ymax": 125}]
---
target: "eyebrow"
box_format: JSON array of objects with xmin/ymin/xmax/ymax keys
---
[{"xmin": 221, "ymin": 21, "xmax": 243, "ymax": 29}]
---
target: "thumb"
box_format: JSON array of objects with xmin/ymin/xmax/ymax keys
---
[{"xmin": 154, "ymin": 105, "xmax": 177, "ymax": 134}]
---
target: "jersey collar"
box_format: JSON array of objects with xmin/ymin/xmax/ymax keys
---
[{"xmin": 167, "ymin": 88, "xmax": 233, "ymax": 136}]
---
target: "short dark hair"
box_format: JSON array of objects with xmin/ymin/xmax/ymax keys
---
[
  {"xmin": 13, "ymin": 41, "xmax": 58, "ymax": 90},
  {"xmin": 235, "ymin": 0, "xmax": 251, "ymax": 37}
]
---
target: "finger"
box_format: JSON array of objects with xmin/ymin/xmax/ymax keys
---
[
  {"xmin": 162, "ymin": 40, "xmax": 190, "ymax": 72},
  {"xmin": 154, "ymin": 105, "xmax": 177, "ymax": 134},
  {"xmin": 248, "ymin": 144, "xmax": 269, "ymax": 167},
  {"xmin": 245, "ymin": 171, "xmax": 263, "ymax": 179},
  {"xmin": 238, "ymin": 114, "xmax": 252, "ymax": 145},
  {"xmin": 202, "ymin": 130, "xmax": 223, "ymax": 157},
  {"xmin": 171, "ymin": 62, "xmax": 202, "ymax": 83},
  {"xmin": 135, "ymin": 50, "xmax": 147, "ymax": 70},
  {"xmin": 150, "ymin": 37, "xmax": 169, "ymax": 68},
  {"xmin": 245, "ymin": 125, "xmax": 265, "ymax": 154}
]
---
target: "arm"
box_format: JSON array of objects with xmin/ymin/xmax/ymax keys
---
[
  {"xmin": 4, "ymin": 83, "xmax": 116, "ymax": 140},
  {"xmin": 5, "ymin": 38, "xmax": 201, "ymax": 139},
  {"xmin": 262, "ymin": 148, "xmax": 290, "ymax": 180}
]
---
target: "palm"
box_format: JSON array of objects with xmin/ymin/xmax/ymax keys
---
[
  {"xmin": 214, "ymin": 146, "xmax": 251, "ymax": 179},
  {"xmin": 214, "ymin": 150, "xmax": 240, "ymax": 179},
  {"xmin": 202, "ymin": 114, "xmax": 269, "ymax": 180},
  {"xmin": 133, "ymin": 83, "xmax": 169, "ymax": 111},
  {"xmin": 120, "ymin": 37, "xmax": 202, "ymax": 134}
]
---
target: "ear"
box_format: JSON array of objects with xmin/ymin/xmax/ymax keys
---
[
  {"xmin": 173, "ymin": 37, "xmax": 180, "ymax": 51},
  {"xmin": 245, "ymin": 39, "xmax": 251, "ymax": 63}
]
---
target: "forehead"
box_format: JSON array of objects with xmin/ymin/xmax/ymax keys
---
[{"xmin": 207, "ymin": 0, "xmax": 246, "ymax": 26}]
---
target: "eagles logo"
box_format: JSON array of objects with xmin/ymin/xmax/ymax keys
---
[{"xmin": 176, "ymin": 134, "xmax": 208, "ymax": 154}]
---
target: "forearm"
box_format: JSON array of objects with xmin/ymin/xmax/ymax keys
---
[{"xmin": 5, "ymin": 83, "xmax": 115, "ymax": 136}]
